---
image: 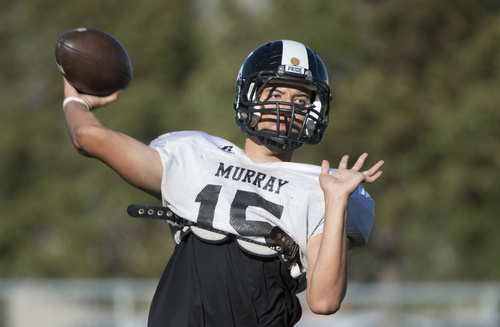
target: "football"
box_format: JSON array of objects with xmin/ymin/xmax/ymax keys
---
[{"xmin": 55, "ymin": 28, "xmax": 133, "ymax": 96}]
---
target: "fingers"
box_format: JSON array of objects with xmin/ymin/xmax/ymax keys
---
[
  {"xmin": 363, "ymin": 159, "xmax": 384, "ymax": 183},
  {"xmin": 320, "ymin": 159, "xmax": 331, "ymax": 175},
  {"xmin": 337, "ymin": 153, "xmax": 368, "ymax": 171},
  {"xmin": 365, "ymin": 160, "xmax": 385, "ymax": 175},
  {"xmin": 338, "ymin": 155, "xmax": 349, "ymax": 170},
  {"xmin": 364, "ymin": 170, "xmax": 383, "ymax": 183},
  {"xmin": 329, "ymin": 153, "xmax": 384, "ymax": 183},
  {"xmin": 81, "ymin": 89, "xmax": 121, "ymax": 109},
  {"xmin": 351, "ymin": 153, "xmax": 368, "ymax": 171},
  {"xmin": 103, "ymin": 90, "xmax": 121, "ymax": 103},
  {"xmin": 63, "ymin": 77, "xmax": 121, "ymax": 110}
]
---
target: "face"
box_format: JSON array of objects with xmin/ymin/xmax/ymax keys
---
[{"xmin": 256, "ymin": 83, "xmax": 313, "ymax": 134}]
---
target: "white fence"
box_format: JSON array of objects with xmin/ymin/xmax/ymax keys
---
[{"xmin": 0, "ymin": 280, "xmax": 498, "ymax": 327}]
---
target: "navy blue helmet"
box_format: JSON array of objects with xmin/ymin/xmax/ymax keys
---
[{"xmin": 235, "ymin": 40, "xmax": 332, "ymax": 152}]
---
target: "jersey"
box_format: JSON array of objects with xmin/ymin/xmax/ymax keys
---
[
  {"xmin": 149, "ymin": 131, "xmax": 375, "ymax": 271},
  {"xmin": 147, "ymin": 131, "xmax": 375, "ymax": 327}
]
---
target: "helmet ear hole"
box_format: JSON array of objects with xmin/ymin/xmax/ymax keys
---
[{"xmin": 305, "ymin": 119, "xmax": 317, "ymax": 137}]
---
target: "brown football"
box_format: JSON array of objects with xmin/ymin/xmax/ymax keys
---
[{"xmin": 55, "ymin": 28, "xmax": 133, "ymax": 96}]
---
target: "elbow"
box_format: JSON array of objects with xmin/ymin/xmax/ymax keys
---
[
  {"xmin": 70, "ymin": 124, "xmax": 102, "ymax": 157},
  {"xmin": 308, "ymin": 298, "xmax": 342, "ymax": 315},
  {"xmin": 307, "ymin": 286, "xmax": 347, "ymax": 315}
]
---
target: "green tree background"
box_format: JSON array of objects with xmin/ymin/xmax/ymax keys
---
[{"xmin": 1, "ymin": 0, "xmax": 499, "ymax": 282}]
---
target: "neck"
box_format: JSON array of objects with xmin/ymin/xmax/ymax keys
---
[{"xmin": 244, "ymin": 135, "xmax": 294, "ymax": 163}]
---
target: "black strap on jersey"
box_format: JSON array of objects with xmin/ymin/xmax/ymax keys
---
[
  {"xmin": 127, "ymin": 204, "xmax": 300, "ymax": 262},
  {"xmin": 127, "ymin": 203, "xmax": 183, "ymax": 223}
]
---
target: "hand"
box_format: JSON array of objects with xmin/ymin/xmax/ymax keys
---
[
  {"xmin": 319, "ymin": 153, "xmax": 384, "ymax": 199},
  {"xmin": 63, "ymin": 78, "xmax": 121, "ymax": 110}
]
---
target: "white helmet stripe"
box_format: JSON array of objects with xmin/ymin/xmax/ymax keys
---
[{"xmin": 281, "ymin": 40, "xmax": 309, "ymax": 69}]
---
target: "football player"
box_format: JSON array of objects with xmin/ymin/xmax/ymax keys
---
[{"xmin": 61, "ymin": 40, "xmax": 383, "ymax": 326}]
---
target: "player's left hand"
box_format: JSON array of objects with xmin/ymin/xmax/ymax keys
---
[{"xmin": 319, "ymin": 153, "xmax": 384, "ymax": 199}]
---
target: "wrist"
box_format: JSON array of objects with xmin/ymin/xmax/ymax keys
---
[
  {"xmin": 324, "ymin": 191, "xmax": 350, "ymax": 206},
  {"xmin": 63, "ymin": 97, "xmax": 90, "ymax": 111}
]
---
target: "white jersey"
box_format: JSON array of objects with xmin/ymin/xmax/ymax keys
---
[{"xmin": 149, "ymin": 131, "xmax": 375, "ymax": 268}]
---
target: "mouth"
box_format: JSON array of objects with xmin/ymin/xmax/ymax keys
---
[{"xmin": 258, "ymin": 114, "xmax": 304, "ymax": 135}]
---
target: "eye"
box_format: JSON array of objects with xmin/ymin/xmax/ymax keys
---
[
  {"xmin": 293, "ymin": 96, "xmax": 310, "ymax": 105},
  {"xmin": 270, "ymin": 92, "xmax": 282, "ymax": 100}
]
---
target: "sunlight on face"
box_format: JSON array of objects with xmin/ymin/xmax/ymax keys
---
[
  {"xmin": 256, "ymin": 83, "xmax": 313, "ymax": 133},
  {"xmin": 259, "ymin": 84, "xmax": 312, "ymax": 106}
]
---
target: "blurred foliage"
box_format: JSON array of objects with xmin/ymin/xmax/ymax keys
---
[{"xmin": 1, "ymin": 0, "xmax": 499, "ymax": 282}]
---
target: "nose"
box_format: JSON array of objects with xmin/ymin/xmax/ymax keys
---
[
  {"xmin": 283, "ymin": 90, "xmax": 298, "ymax": 104},
  {"xmin": 278, "ymin": 93, "xmax": 295, "ymax": 110}
]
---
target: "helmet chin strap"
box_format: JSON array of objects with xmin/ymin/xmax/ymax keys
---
[{"xmin": 257, "ymin": 133, "xmax": 303, "ymax": 153}]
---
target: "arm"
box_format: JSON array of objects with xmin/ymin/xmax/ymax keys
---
[
  {"xmin": 62, "ymin": 79, "xmax": 163, "ymax": 198},
  {"xmin": 306, "ymin": 153, "xmax": 383, "ymax": 314}
]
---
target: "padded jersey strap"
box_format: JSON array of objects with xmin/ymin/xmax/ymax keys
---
[{"xmin": 127, "ymin": 204, "xmax": 300, "ymax": 262}]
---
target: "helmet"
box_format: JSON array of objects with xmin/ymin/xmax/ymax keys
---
[{"xmin": 235, "ymin": 40, "xmax": 332, "ymax": 153}]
